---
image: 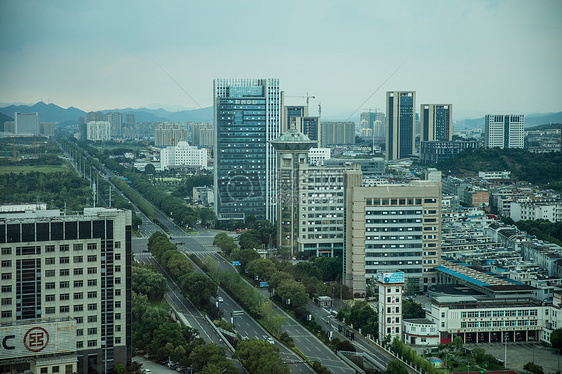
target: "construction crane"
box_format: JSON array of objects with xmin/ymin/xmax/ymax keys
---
[
  {"xmin": 165, "ymin": 137, "xmax": 176, "ymax": 146},
  {"xmin": 286, "ymin": 93, "xmax": 316, "ymax": 107}
]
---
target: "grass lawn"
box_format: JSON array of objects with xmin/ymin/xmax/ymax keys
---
[{"xmin": 0, "ymin": 164, "xmax": 72, "ymax": 174}]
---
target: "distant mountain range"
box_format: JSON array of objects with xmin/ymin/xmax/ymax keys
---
[
  {"xmin": 0, "ymin": 102, "xmax": 213, "ymax": 125},
  {"xmin": 0, "ymin": 101, "xmax": 560, "ymax": 129}
]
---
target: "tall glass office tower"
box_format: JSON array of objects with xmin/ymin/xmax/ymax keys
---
[
  {"xmin": 386, "ymin": 91, "xmax": 416, "ymax": 161},
  {"xmin": 213, "ymin": 79, "xmax": 282, "ymax": 222}
]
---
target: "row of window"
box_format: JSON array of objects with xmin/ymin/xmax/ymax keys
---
[
  {"xmin": 366, "ymin": 198, "xmax": 437, "ymax": 206},
  {"xmin": 44, "ymin": 278, "xmax": 121, "ymax": 288},
  {"xmin": 460, "ymin": 320, "xmax": 538, "ymax": 328},
  {"xmin": 45, "ymin": 302, "xmax": 121, "ymax": 314},
  {"xmin": 460, "ymin": 309, "xmax": 538, "ymax": 318}
]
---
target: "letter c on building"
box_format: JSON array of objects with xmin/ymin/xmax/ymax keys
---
[{"xmin": 2, "ymin": 335, "xmax": 15, "ymax": 350}]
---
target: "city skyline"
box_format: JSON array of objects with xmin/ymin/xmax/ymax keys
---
[{"xmin": 1, "ymin": 1, "xmax": 561, "ymax": 120}]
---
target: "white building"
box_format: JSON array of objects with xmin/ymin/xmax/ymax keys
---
[
  {"xmin": 15, "ymin": 112, "xmax": 39, "ymax": 135},
  {"xmin": 425, "ymin": 168, "xmax": 442, "ymax": 182},
  {"xmin": 485, "ymin": 115, "xmax": 524, "ymax": 149},
  {"xmin": 160, "ymin": 141, "xmax": 208, "ymax": 170},
  {"xmin": 511, "ymin": 200, "xmax": 562, "ymax": 223},
  {"xmin": 86, "ymin": 121, "xmax": 111, "ymax": 141},
  {"xmin": 478, "ymin": 171, "xmax": 511, "ymax": 180},
  {"xmin": 308, "ymin": 147, "xmax": 331, "ymax": 165}
]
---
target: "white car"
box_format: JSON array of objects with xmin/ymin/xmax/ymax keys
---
[
  {"xmin": 267, "ymin": 337, "xmax": 274, "ymax": 345},
  {"xmin": 218, "ymin": 297, "xmax": 224, "ymax": 302}
]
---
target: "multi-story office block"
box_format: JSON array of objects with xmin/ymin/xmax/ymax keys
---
[
  {"xmin": 191, "ymin": 122, "xmax": 214, "ymax": 147},
  {"xmin": 386, "ymin": 91, "xmax": 416, "ymax": 161},
  {"xmin": 420, "ymin": 140, "xmax": 480, "ymax": 164},
  {"xmin": 86, "ymin": 112, "xmax": 107, "ymax": 123},
  {"xmin": 15, "ymin": 112, "xmax": 39, "ymax": 135},
  {"xmin": 510, "ymin": 200, "xmax": 562, "ymax": 222},
  {"xmin": 485, "ymin": 115, "xmax": 525, "ymax": 149},
  {"xmin": 420, "ymin": 104, "xmax": 452, "ymax": 142},
  {"xmin": 343, "ymin": 169, "xmax": 441, "ymax": 296},
  {"xmin": 214, "ymin": 78, "xmax": 282, "ymax": 222},
  {"xmin": 283, "ymin": 105, "xmax": 320, "ymax": 144},
  {"xmin": 154, "ymin": 123, "xmax": 189, "ymax": 147},
  {"xmin": 0, "ymin": 207, "xmax": 132, "ymax": 374},
  {"xmin": 377, "ymin": 272, "xmax": 405, "ymax": 341},
  {"xmin": 321, "ymin": 121, "xmax": 355, "ymax": 146},
  {"xmin": 86, "ymin": 121, "xmax": 111, "ymax": 141},
  {"xmin": 301, "ymin": 116, "xmax": 321, "ymax": 144},
  {"xmin": 307, "ymin": 148, "xmax": 331, "ymax": 165},
  {"xmin": 160, "ymin": 141, "xmax": 208, "ymax": 171}
]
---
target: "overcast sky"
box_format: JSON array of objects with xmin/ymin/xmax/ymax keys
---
[{"xmin": 1, "ymin": 0, "xmax": 561, "ymax": 120}]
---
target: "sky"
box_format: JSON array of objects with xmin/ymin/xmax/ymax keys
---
[{"xmin": 1, "ymin": 0, "xmax": 561, "ymax": 120}]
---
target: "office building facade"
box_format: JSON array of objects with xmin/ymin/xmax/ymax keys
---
[
  {"xmin": 420, "ymin": 104, "xmax": 452, "ymax": 142},
  {"xmin": 160, "ymin": 141, "xmax": 208, "ymax": 171},
  {"xmin": 485, "ymin": 115, "xmax": 525, "ymax": 149},
  {"xmin": 213, "ymin": 78, "xmax": 282, "ymax": 222},
  {"xmin": 86, "ymin": 121, "xmax": 111, "ymax": 141},
  {"xmin": 15, "ymin": 112, "xmax": 39, "ymax": 135},
  {"xmin": 0, "ymin": 207, "xmax": 132, "ymax": 374},
  {"xmin": 420, "ymin": 140, "xmax": 480, "ymax": 164},
  {"xmin": 343, "ymin": 170, "xmax": 441, "ymax": 295},
  {"xmin": 386, "ymin": 91, "xmax": 416, "ymax": 161},
  {"xmin": 321, "ymin": 121, "xmax": 355, "ymax": 146}
]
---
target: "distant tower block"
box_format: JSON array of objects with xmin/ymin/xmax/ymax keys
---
[
  {"xmin": 377, "ymin": 272, "xmax": 405, "ymax": 342},
  {"xmin": 270, "ymin": 128, "xmax": 316, "ymax": 257}
]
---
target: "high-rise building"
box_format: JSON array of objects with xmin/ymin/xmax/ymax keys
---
[
  {"xmin": 420, "ymin": 104, "xmax": 453, "ymax": 142},
  {"xmin": 86, "ymin": 121, "xmax": 111, "ymax": 141},
  {"xmin": 125, "ymin": 113, "xmax": 136, "ymax": 127},
  {"xmin": 191, "ymin": 122, "xmax": 214, "ymax": 147},
  {"xmin": 213, "ymin": 78, "xmax": 282, "ymax": 222},
  {"xmin": 86, "ymin": 112, "xmax": 107, "ymax": 122},
  {"xmin": 154, "ymin": 123, "xmax": 189, "ymax": 147},
  {"xmin": 420, "ymin": 140, "xmax": 480, "ymax": 164},
  {"xmin": 321, "ymin": 121, "xmax": 355, "ymax": 146},
  {"xmin": 485, "ymin": 114, "xmax": 525, "ymax": 149},
  {"xmin": 0, "ymin": 206, "xmax": 132, "ymax": 374},
  {"xmin": 283, "ymin": 105, "xmax": 320, "ymax": 144},
  {"xmin": 15, "ymin": 112, "xmax": 39, "ymax": 135},
  {"xmin": 343, "ymin": 168, "xmax": 441, "ymax": 296},
  {"xmin": 386, "ymin": 91, "xmax": 416, "ymax": 161},
  {"xmin": 107, "ymin": 112, "xmax": 123, "ymax": 138}
]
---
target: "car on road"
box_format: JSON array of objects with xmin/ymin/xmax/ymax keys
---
[
  {"xmin": 267, "ymin": 337, "xmax": 274, "ymax": 344},
  {"xmin": 218, "ymin": 297, "xmax": 224, "ymax": 303}
]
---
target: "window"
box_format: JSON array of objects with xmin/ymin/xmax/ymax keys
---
[
  {"xmin": 76, "ymin": 342, "xmax": 83, "ymax": 348},
  {"xmin": 45, "ymin": 307, "xmax": 55, "ymax": 314},
  {"xmin": 387, "ymin": 317, "xmax": 391, "ymax": 323},
  {"xmin": 41, "ymin": 368, "xmax": 48, "ymax": 374},
  {"xmin": 45, "ymin": 282, "xmax": 55, "ymax": 289},
  {"xmin": 1, "ymin": 260, "xmax": 11, "ymax": 267},
  {"xmin": 115, "ymin": 301, "xmax": 121, "ymax": 308},
  {"xmin": 73, "ymin": 244, "xmax": 83, "ymax": 251},
  {"xmin": 115, "ymin": 337, "xmax": 121, "ymax": 344},
  {"xmin": 45, "ymin": 245, "xmax": 55, "ymax": 253},
  {"xmin": 396, "ymin": 307, "xmax": 400, "ymax": 313},
  {"xmin": 87, "ymin": 280, "xmax": 97, "ymax": 286},
  {"xmin": 88, "ymin": 328, "xmax": 97, "ymax": 335},
  {"xmin": 2, "ymin": 285, "xmax": 12, "ymax": 292},
  {"xmin": 87, "ymin": 255, "xmax": 97, "ymax": 262},
  {"xmin": 60, "ymin": 293, "xmax": 70, "ymax": 301},
  {"xmin": 75, "ymin": 317, "xmax": 83, "ymax": 324},
  {"xmin": 45, "ymin": 270, "xmax": 55, "ymax": 277},
  {"xmin": 60, "ymin": 257, "xmax": 69, "ymax": 264},
  {"xmin": 74, "ymin": 256, "xmax": 83, "ymax": 263},
  {"xmin": 60, "ymin": 281, "xmax": 69, "ymax": 288},
  {"xmin": 74, "ymin": 305, "xmax": 83, "ymax": 312},
  {"xmin": 74, "ymin": 268, "xmax": 83, "ymax": 275},
  {"xmin": 60, "ymin": 245, "xmax": 69, "ymax": 252},
  {"xmin": 87, "ymin": 304, "xmax": 97, "ymax": 311},
  {"xmin": 60, "ymin": 305, "xmax": 69, "ymax": 313},
  {"xmin": 74, "ymin": 292, "xmax": 83, "ymax": 299},
  {"xmin": 87, "ymin": 291, "xmax": 97, "ymax": 299},
  {"xmin": 1, "ymin": 248, "xmax": 11, "ymax": 255},
  {"xmin": 115, "ymin": 277, "xmax": 121, "ymax": 284},
  {"xmin": 45, "ymin": 258, "xmax": 55, "ymax": 265},
  {"xmin": 77, "ymin": 329, "xmax": 83, "ymax": 336},
  {"xmin": 60, "ymin": 269, "xmax": 70, "ymax": 276},
  {"xmin": 1, "ymin": 298, "xmax": 12, "ymax": 305},
  {"xmin": 87, "ymin": 267, "xmax": 97, "ymax": 274},
  {"xmin": 115, "ymin": 313, "xmax": 121, "ymax": 320},
  {"xmin": 88, "ymin": 315, "xmax": 97, "ymax": 323},
  {"xmin": 74, "ymin": 280, "xmax": 83, "ymax": 287},
  {"xmin": 115, "ymin": 253, "xmax": 121, "ymax": 260},
  {"xmin": 396, "ymin": 327, "xmax": 399, "ymax": 333},
  {"xmin": 115, "ymin": 241, "xmax": 121, "ymax": 248},
  {"xmin": 87, "ymin": 340, "xmax": 96, "ymax": 347},
  {"xmin": 87, "ymin": 243, "xmax": 97, "ymax": 250},
  {"xmin": 115, "ymin": 325, "xmax": 121, "ymax": 332},
  {"xmin": 115, "ymin": 265, "xmax": 121, "ymax": 272},
  {"xmin": 52, "ymin": 367, "xmax": 60, "ymax": 373},
  {"xmin": 115, "ymin": 289, "xmax": 121, "ymax": 296}
]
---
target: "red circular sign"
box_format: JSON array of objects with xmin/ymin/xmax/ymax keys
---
[{"xmin": 24, "ymin": 327, "xmax": 49, "ymax": 352}]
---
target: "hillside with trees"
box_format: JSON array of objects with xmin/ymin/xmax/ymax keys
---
[{"xmin": 434, "ymin": 148, "xmax": 562, "ymax": 191}]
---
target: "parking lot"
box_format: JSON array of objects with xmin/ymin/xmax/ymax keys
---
[
  {"xmin": 464, "ymin": 342, "xmax": 561, "ymax": 373},
  {"xmin": 133, "ymin": 357, "xmax": 185, "ymax": 374}
]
